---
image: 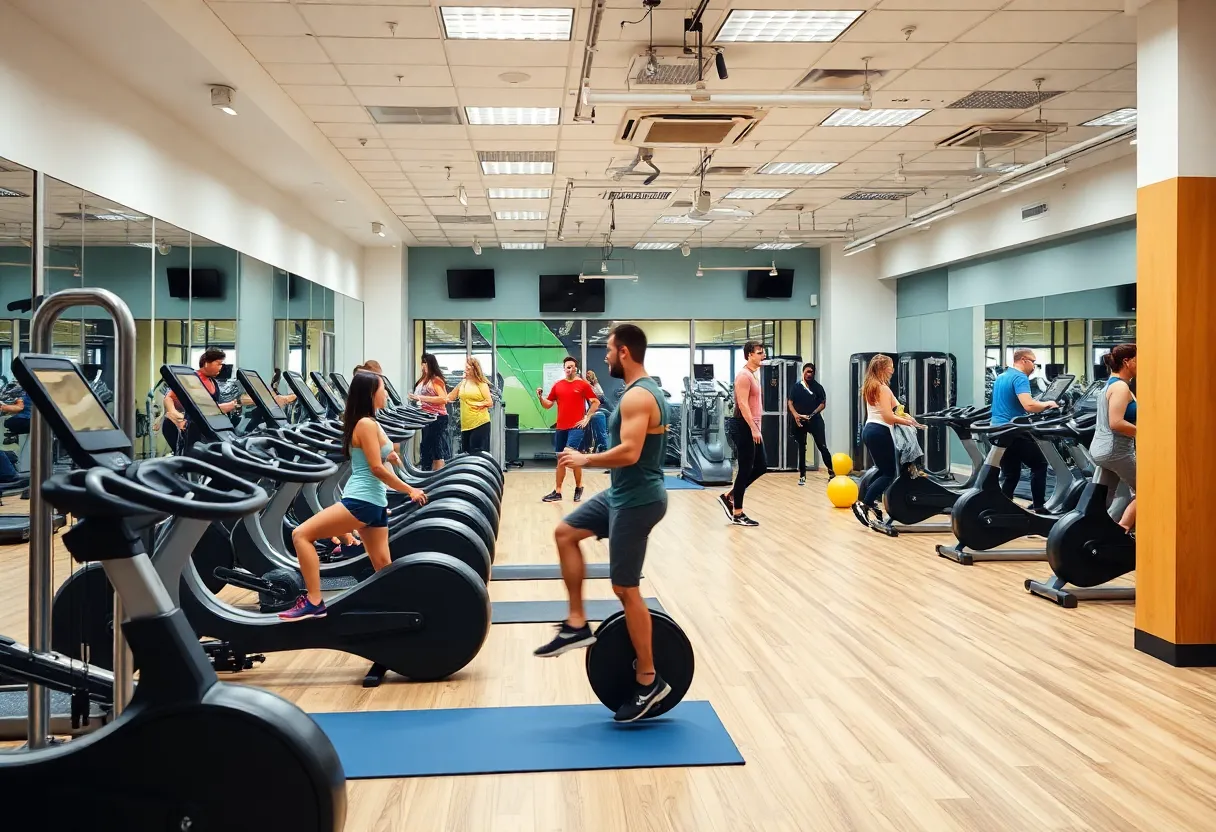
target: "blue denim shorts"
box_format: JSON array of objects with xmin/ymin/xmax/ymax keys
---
[
  {"xmin": 340, "ymin": 497, "xmax": 389, "ymax": 528},
  {"xmin": 554, "ymin": 427, "xmax": 586, "ymax": 453}
]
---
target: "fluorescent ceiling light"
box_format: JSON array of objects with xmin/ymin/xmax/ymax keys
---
[
  {"xmin": 465, "ymin": 107, "xmax": 560, "ymax": 126},
  {"xmin": 723, "ymin": 188, "xmax": 793, "ymax": 199},
  {"xmin": 757, "ymin": 162, "xmax": 837, "ymax": 176},
  {"xmin": 754, "ymin": 242, "xmax": 802, "ymax": 250},
  {"xmin": 480, "ymin": 161, "xmax": 554, "ymax": 175},
  {"xmin": 909, "ymin": 209, "xmax": 955, "ymax": 229},
  {"xmin": 658, "ymin": 215, "xmax": 710, "ymax": 225},
  {"xmin": 823, "ymin": 108, "xmax": 929, "ymax": 128},
  {"xmin": 0, "ymin": 187, "xmax": 27, "ymax": 198},
  {"xmin": 93, "ymin": 212, "xmax": 148, "ymax": 222},
  {"xmin": 1001, "ymin": 165, "xmax": 1067, "ymax": 193},
  {"xmin": 843, "ymin": 241, "xmax": 876, "ymax": 256},
  {"xmin": 634, "ymin": 241, "xmax": 680, "ymax": 250},
  {"xmin": 501, "ymin": 241, "xmax": 545, "ymax": 249},
  {"xmin": 715, "ymin": 9, "xmax": 863, "ymax": 43},
  {"xmin": 489, "ymin": 188, "xmax": 551, "ymax": 199},
  {"xmin": 1082, "ymin": 108, "xmax": 1137, "ymax": 127},
  {"xmin": 129, "ymin": 241, "xmax": 157, "ymax": 249},
  {"xmin": 495, "ymin": 210, "xmax": 547, "ymax": 220},
  {"xmin": 441, "ymin": 7, "xmax": 573, "ymax": 41}
]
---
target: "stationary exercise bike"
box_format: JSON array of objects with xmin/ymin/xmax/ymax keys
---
[
  {"xmin": 0, "ymin": 352, "xmax": 345, "ymax": 832},
  {"xmin": 1024, "ymin": 466, "xmax": 1135, "ymax": 607}
]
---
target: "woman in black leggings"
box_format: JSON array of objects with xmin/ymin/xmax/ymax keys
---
[
  {"xmin": 853, "ymin": 354, "xmax": 922, "ymax": 528},
  {"xmin": 719, "ymin": 341, "xmax": 768, "ymax": 527}
]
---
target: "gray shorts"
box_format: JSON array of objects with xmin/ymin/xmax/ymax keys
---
[{"xmin": 562, "ymin": 491, "xmax": 667, "ymax": 588}]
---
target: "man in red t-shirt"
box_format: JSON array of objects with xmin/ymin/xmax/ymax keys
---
[{"xmin": 537, "ymin": 356, "xmax": 599, "ymax": 502}]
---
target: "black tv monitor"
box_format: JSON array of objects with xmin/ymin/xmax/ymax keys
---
[
  {"xmin": 745, "ymin": 268, "xmax": 794, "ymax": 299},
  {"xmin": 167, "ymin": 268, "xmax": 224, "ymax": 299},
  {"xmin": 539, "ymin": 274, "xmax": 605, "ymax": 314},
  {"xmin": 447, "ymin": 268, "xmax": 496, "ymax": 299}
]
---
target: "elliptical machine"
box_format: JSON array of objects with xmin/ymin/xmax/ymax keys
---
[{"xmin": 680, "ymin": 364, "xmax": 733, "ymax": 485}]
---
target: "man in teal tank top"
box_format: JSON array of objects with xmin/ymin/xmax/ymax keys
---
[{"xmin": 534, "ymin": 323, "xmax": 671, "ymax": 722}]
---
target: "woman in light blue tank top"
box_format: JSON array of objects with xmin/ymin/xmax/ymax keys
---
[{"xmin": 280, "ymin": 370, "xmax": 429, "ymax": 620}]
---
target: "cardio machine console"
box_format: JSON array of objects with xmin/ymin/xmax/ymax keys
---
[
  {"xmin": 310, "ymin": 371, "xmax": 344, "ymax": 414},
  {"xmin": 10, "ymin": 355, "xmax": 133, "ymax": 470},
  {"xmin": 282, "ymin": 371, "xmax": 327, "ymax": 421},
  {"xmin": 161, "ymin": 364, "xmax": 237, "ymax": 441},
  {"xmin": 1037, "ymin": 373, "xmax": 1075, "ymax": 405},
  {"xmin": 236, "ymin": 368, "xmax": 289, "ymax": 429},
  {"xmin": 689, "ymin": 363, "xmax": 720, "ymax": 396}
]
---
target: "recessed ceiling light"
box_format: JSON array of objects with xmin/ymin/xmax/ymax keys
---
[
  {"xmin": 634, "ymin": 241, "xmax": 680, "ymax": 250},
  {"xmin": 495, "ymin": 210, "xmax": 548, "ymax": 220},
  {"xmin": 1082, "ymin": 107, "xmax": 1137, "ymax": 127},
  {"xmin": 440, "ymin": 7, "xmax": 573, "ymax": 41},
  {"xmin": 466, "ymin": 107, "xmax": 560, "ymax": 125},
  {"xmin": 757, "ymin": 162, "xmax": 837, "ymax": 175},
  {"xmin": 501, "ymin": 241, "xmax": 545, "ymax": 249},
  {"xmin": 823, "ymin": 108, "xmax": 930, "ymax": 128},
  {"xmin": 658, "ymin": 215, "xmax": 711, "ymax": 225},
  {"xmin": 481, "ymin": 161, "xmax": 554, "ymax": 175},
  {"xmin": 754, "ymin": 242, "xmax": 802, "ymax": 250},
  {"xmin": 723, "ymin": 188, "xmax": 793, "ymax": 199},
  {"xmin": 715, "ymin": 10, "xmax": 863, "ymax": 43},
  {"xmin": 488, "ymin": 188, "xmax": 551, "ymax": 199}
]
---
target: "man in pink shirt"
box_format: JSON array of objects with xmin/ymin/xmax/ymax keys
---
[
  {"xmin": 719, "ymin": 341, "xmax": 767, "ymax": 526},
  {"xmin": 538, "ymin": 356, "xmax": 599, "ymax": 502}
]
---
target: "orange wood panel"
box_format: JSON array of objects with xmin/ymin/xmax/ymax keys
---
[{"xmin": 1135, "ymin": 176, "xmax": 1216, "ymax": 648}]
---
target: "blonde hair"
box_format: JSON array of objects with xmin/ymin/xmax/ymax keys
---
[
  {"xmin": 586, "ymin": 370, "xmax": 598, "ymax": 385},
  {"xmin": 863, "ymin": 354, "xmax": 893, "ymax": 406},
  {"xmin": 464, "ymin": 356, "xmax": 488, "ymax": 386}
]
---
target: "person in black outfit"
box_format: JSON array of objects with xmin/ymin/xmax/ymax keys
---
[{"xmin": 786, "ymin": 362, "xmax": 831, "ymax": 485}]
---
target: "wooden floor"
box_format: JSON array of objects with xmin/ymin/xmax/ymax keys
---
[{"xmin": 3, "ymin": 470, "xmax": 1216, "ymax": 831}]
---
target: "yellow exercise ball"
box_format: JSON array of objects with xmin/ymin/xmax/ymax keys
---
[
  {"xmin": 826, "ymin": 475, "xmax": 859, "ymax": 508},
  {"xmin": 831, "ymin": 452, "xmax": 853, "ymax": 477}
]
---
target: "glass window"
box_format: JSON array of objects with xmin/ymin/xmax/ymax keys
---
[
  {"xmin": 984, "ymin": 320, "xmax": 1001, "ymax": 347},
  {"xmin": 489, "ymin": 320, "xmax": 578, "ymax": 430}
]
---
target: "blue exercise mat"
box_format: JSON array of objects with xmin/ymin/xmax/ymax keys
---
[
  {"xmin": 664, "ymin": 475, "xmax": 703, "ymax": 490},
  {"xmin": 490, "ymin": 597, "xmax": 664, "ymax": 624},
  {"xmin": 311, "ymin": 700, "xmax": 743, "ymax": 779}
]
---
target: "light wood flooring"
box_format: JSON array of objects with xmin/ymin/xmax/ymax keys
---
[{"xmin": 3, "ymin": 471, "xmax": 1216, "ymax": 831}]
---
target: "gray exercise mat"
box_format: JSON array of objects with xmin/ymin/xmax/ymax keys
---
[
  {"xmin": 491, "ymin": 562, "xmax": 613, "ymax": 581},
  {"xmin": 490, "ymin": 597, "xmax": 665, "ymax": 625}
]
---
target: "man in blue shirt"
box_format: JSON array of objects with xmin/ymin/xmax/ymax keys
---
[{"xmin": 990, "ymin": 348, "xmax": 1059, "ymax": 511}]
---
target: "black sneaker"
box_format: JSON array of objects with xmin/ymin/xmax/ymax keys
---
[
  {"xmin": 731, "ymin": 513, "xmax": 759, "ymax": 527},
  {"xmin": 717, "ymin": 492, "xmax": 734, "ymax": 520},
  {"xmin": 613, "ymin": 673, "xmax": 672, "ymax": 722},
  {"xmin": 798, "ymin": 477, "xmax": 805, "ymax": 486},
  {"xmin": 534, "ymin": 621, "xmax": 596, "ymax": 657},
  {"xmin": 851, "ymin": 501, "xmax": 870, "ymax": 528},
  {"xmin": 573, "ymin": 487, "xmax": 584, "ymax": 503},
  {"xmin": 542, "ymin": 490, "xmax": 562, "ymax": 502}
]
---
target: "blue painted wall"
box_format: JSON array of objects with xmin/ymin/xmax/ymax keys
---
[
  {"xmin": 406, "ymin": 246, "xmax": 820, "ymax": 321},
  {"xmin": 895, "ymin": 268, "xmax": 948, "ymax": 318},
  {"xmin": 984, "ymin": 284, "xmax": 1135, "ymax": 320}
]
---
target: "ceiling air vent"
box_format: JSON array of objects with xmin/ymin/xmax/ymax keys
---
[
  {"xmin": 948, "ymin": 91, "xmax": 1063, "ymax": 110},
  {"xmin": 618, "ymin": 108, "xmax": 766, "ymax": 148},
  {"xmin": 603, "ymin": 190, "xmax": 672, "ymax": 200},
  {"xmin": 704, "ymin": 166, "xmax": 752, "ymax": 176},
  {"xmin": 1021, "ymin": 202, "xmax": 1049, "ymax": 222},
  {"xmin": 768, "ymin": 203, "xmax": 806, "ymax": 212},
  {"xmin": 366, "ymin": 106, "xmax": 462, "ymax": 125},
  {"xmin": 627, "ymin": 48, "xmax": 714, "ymax": 87},
  {"xmin": 936, "ymin": 122, "xmax": 1064, "ymax": 150},
  {"xmin": 841, "ymin": 190, "xmax": 917, "ymax": 201},
  {"xmin": 433, "ymin": 215, "xmax": 493, "ymax": 224},
  {"xmin": 796, "ymin": 67, "xmax": 891, "ymax": 90}
]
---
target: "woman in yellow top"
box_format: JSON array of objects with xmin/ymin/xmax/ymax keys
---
[{"xmin": 411, "ymin": 356, "xmax": 493, "ymax": 453}]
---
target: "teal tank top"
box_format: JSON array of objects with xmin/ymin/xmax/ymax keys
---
[
  {"xmin": 607, "ymin": 377, "xmax": 668, "ymax": 510},
  {"xmin": 343, "ymin": 436, "xmax": 392, "ymax": 508}
]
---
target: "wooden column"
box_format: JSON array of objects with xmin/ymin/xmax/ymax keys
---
[{"xmin": 1134, "ymin": 176, "xmax": 1216, "ymax": 665}]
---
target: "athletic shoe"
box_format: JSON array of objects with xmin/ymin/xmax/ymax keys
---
[
  {"xmin": 542, "ymin": 490, "xmax": 562, "ymax": 502},
  {"xmin": 534, "ymin": 621, "xmax": 596, "ymax": 657},
  {"xmin": 613, "ymin": 674, "xmax": 672, "ymax": 722},
  {"xmin": 851, "ymin": 501, "xmax": 870, "ymax": 528},
  {"xmin": 717, "ymin": 492, "xmax": 734, "ymax": 520},
  {"xmin": 731, "ymin": 513, "xmax": 759, "ymax": 527},
  {"xmin": 798, "ymin": 477, "xmax": 806, "ymax": 486},
  {"xmin": 573, "ymin": 487, "xmax": 584, "ymax": 503},
  {"xmin": 278, "ymin": 596, "xmax": 326, "ymax": 621}
]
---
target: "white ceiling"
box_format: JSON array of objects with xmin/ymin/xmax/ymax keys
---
[{"xmin": 194, "ymin": 0, "xmax": 1137, "ymax": 250}]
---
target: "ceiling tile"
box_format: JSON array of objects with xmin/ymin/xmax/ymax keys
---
[
  {"xmin": 714, "ymin": 44, "xmax": 834, "ymax": 70},
  {"xmin": 598, "ymin": 8, "xmax": 689, "ymax": 41},
  {"xmin": 444, "ymin": 42, "xmax": 572, "ymax": 68},
  {"xmin": 958, "ymin": 11, "xmax": 1116, "ymax": 43},
  {"xmin": 282, "ymin": 84, "xmax": 359, "ymax": 106},
  {"xmin": 981, "ymin": 67, "xmax": 1113, "ymax": 92},
  {"xmin": 264, "ymin": 62, "xmax": 345, "ymax": 85},
  {"xmin": 375, "ymin": 124, "xmax": 467, "ymax": 140},
  {"xmin": 449, "ymin": 65, "xmax": 568, "ymax": 89},
  {"xmin": 351, "ymin": 86, "xmax": 459, "ymax": 107},
  {"xmin": 297, "ymin": 5, "xmax": 440, "ymax": 38},
  {"xmin": 336, "ymin": 64, "xmax": 453, "ymax": 86},
  {"xmin": 816, "ymin": 41, "xmax": 948, "ymax": 70},
  {"xmin": 1041, "ymin": 90, "xmax": 1135, "ymax": 112},
  {"xmin": 300, "ymin": 104, "xmax": 372, "ymax": 123},
  {"xmin": 350, "ymin": 159, "xmax": 404, "ymax": 172},
  {"xmin": 1080, "ymin": 68, "xmax": 1136, "ymax": 92},
  {"xmin": 208, "ymin": 2, "xmax": 309, "ymax": 36},
  {"xmin": 1022, "ymin": 42, "xmax": 1136, "ymax": 69},
  {"xmin": 383, "ymin": 138, "xmax": 473, "ymax": 150},
  {"xmin": 318, "ymin": 121, "xmax": 380, "ymax": 137},
  {"xmin": 339, "ymin": 147, "xmax": 395, "ymax": 161},
  {"xmin": 319, "ymin": 37, "xmax": 446, "ymax": 65},
  {"xmin": 456, "ymin": 88, "xmax": 565, "ymax": 108},
  {"xmin": 467, "ymin": 127, "xmax": 560, "ymax": 143},
  {"xmin": 1070, "ymin": 11, "xmax": 1137, "ymax": 43},
  {"xmin": 839, "ymin": 10, "xmax": 995, "ymax": 43},
  {"xmin": 239, "ymin": 35, "xmax": 329, "ymax": 63},
  {"xmin": 883, "ymin": 68, "xmax": 1004, "ymax": 91},
  {"xmin": 919, "ymin": 42, "xmax": 1054, "ymax": 70},
  {"xmin": 330, "ymin": 136, "xmax": 387, "ymax": 148},
  {"xmin": 875, "ymin": 0, "xmax": 1007, "ymax": 10},
  {"xmin": 1003, "ymin": 0, "xmax": 1124, "ymax": 9}
]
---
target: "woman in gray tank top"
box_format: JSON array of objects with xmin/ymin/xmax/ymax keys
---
[{"xmin": 1090, "ymin": 344, "xmax": 1137, "ymax": 532}]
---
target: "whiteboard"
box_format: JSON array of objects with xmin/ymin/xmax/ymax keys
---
[{"xmin": 542, "ymin": 363, "xmax": 565, "ymax": 396}]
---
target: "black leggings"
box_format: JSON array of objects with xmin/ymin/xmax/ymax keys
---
[
  {"xmin": 729, "ymin": 420, "xmax": 767, "ymax": 511},
  {"xmin": 794, "ymin": 415, "xmax": 831, "ymax": 477},
  {"xmin": 999, "ymin": 434, "xmax": 1049, "ymax": 508},
  {"xmin": 461, "ymin": 422, "xmax": 491, "ymax": 453},
  {"xmin": 862, "ymin": 422, "xmax": 897, "ymax": 505}
]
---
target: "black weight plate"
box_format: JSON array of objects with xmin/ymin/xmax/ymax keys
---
[
  {"xmin": 194, "ymin": 521, "xmax": 235, "ymax": 595},
  {"xmin": 51, "ymin": 564, "xmax": 115, "ymax": 670},
  {"xmin": 586, "ymin": 609, "xmax": 694, "ymax": 719}
]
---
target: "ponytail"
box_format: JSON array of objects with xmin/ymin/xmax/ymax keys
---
[{"xmin": 1104, "ymin": 343, "xmax": 1136, "ymax": 373}]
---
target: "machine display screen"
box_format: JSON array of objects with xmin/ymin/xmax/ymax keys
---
[
  {"xmin": 693, "ymin": 364, "xmax": 714, "ymax": 382},
  {"xmin": 177, "ymin": 370, "xmax": 225, "ymax": 418},
  {"xmin": 1038, "ymin": 374, "xmax": 1075, "ymax": 403},
  {"xmin": 242, "ymin": 371, "xmax": 286, "ymax": 421},
  {"xmin": 34, "ymin": 368, "xmax": 118, "ymax": 433},
  {"xmin": 286, "ymin": 372, "xmax": 325, "ymax": 417},
  {"xmin": 315, "ymin": 376, "xmax": 342, "ymax": 406}
]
